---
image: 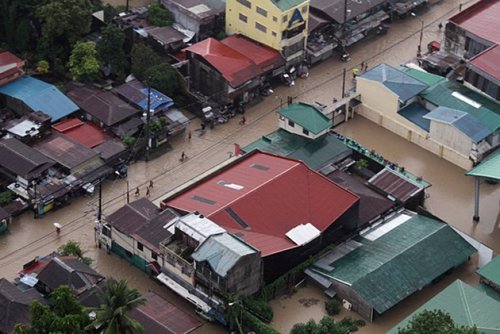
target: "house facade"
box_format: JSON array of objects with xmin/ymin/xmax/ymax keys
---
[
  {"xmin": 278, "ymin": 102, "xmax": 331, "ymax": 139},
  {"xmin": 226, "ymin": 0, "xmax": 309, "ymax": 66}
]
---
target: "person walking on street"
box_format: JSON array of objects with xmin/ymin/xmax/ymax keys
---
[
  {"xmin": 438, "ymin": 22, "xmax": 443, "ymax": 31},
  {"xmin": 352, "ymin": 68, "xmax": 359, "ymax": 79},
  {"xmin": 135, "ymin": 187, "xmax": 140, "ymax": 197},
  {"xmin": 146, "ymin": 186, "xmax": 150, "ymax": 197},
  {"xmin": 239, "ymin": 116, "xmax": 246, "ymax": 125},
  {"xmin": 188, "ymin": 130, "xmax": 192, "ymax": 141},
  {"xmin": 181, "ymin": 151, "xmax": 188, "ymax": 162},
  {"xmin": 149, "ymin": 180, "xmax": 154, "ymax": 188}
]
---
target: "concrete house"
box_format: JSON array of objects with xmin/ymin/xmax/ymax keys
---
[
  {"xmin": 0, "ymin": 51, "xmax": 25, "ymax": 87},
  {"xmin": 277, "ymin": 102, "xmax": 331, "ymax": 140},
  {"xmin": 226, "ymin": 0, "xmax": 310, "ymax": 66},
  {"xmin": 306, "ymin": 210, "xmax": 477, "ymax": 322}
]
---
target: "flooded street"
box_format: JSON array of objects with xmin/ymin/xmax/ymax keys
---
[{"xmin": 1, "ymin": 0, "xmax": 499, "ymax": 333}]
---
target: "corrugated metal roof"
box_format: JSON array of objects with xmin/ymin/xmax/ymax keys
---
[
  {"xmin": 52, "ymin": 118, "xmax": 111, "ymax": 148},
  {"xmin": 399, "ymin": 67, "xmax": 446, "ymax": 87},
  {"xmin": 311, "ymin": 213, "xmax": 476, "ymax": 314},
  {"xmin": 420, "ymin": 80, "xmax": 500, "ymax": 132},
  {"xmin": 192, "ymin": 233, "xmax": 256, "ymax": 277},
  {"xmin": 468, "ymin": 148, "xmax": 500, "ymax": 180},
  {"xmin": 398, "ymin": 103, "xmax": 431, "ymax": 131},
  {"xmin": 0, "ymin": 138, "xmax": 54, "ymax": 179},
  {"xmin": 389, "ymin": 280, "xmax": 500, "ymax": 334},
  {"xmin": 278, "ymin": 103, "xmax": 331, "ymax": 134},
  {"xmin": 113, "ymin": 79, "xmax": 174, "ymax": 112},
  {"xmin": 449, "ymin": 0, "xmax": 500, "ymax": 45},
  {"xmin": 368, "ymin": 168, "xmax": 423, "ymax": 203},
  {"xmin": 0, "ymin": 76, "xmax": 79, "ymax": 122},
  {"xmin": 423, "ymin": 106, "xmax": 492, "ymax": 142},
  {"xmin": 184, "ymin": 38, "xmax": 258, "ymax": 87},
  {"xmin": 271, "ymin": 0, "xmax": 305, "ymax": 12},
  {"xmin": 165, "ymin": 152, "xmax": 359, "ymax": 257},
  {"xmin": 360, "ymin": 64, "xmax": 428, "ymax": 102},
  {"xmin": 243, "ymin": 129, "xmax": 351, "ymax": 171},
  {"xmin": 171, "ymin": 213, "xmax": 226, "ymax": 244},
  {"xmin": 469, "ymin": 44, "xmax": 500, "ymax": 82},
  {"xmin": 311, "ymin": 0, "xmax": 385, "ymax": 24},
  {"xmin": 478, "ymin": 256, "xmax": 500, "ymax": 287}
]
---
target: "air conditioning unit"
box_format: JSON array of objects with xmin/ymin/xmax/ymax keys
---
[{"xmin": 342, "ymin": 299, "xmax": 352, "ymax": 311}]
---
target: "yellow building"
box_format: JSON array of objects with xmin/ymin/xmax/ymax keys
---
[{"xmin": 226, "ymin": 0, "xmax": 309, "ymax": 65}]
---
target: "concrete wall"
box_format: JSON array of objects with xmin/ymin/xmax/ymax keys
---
[
  {"xmin": 356, "ymin": 106, "xmax": 474, "ymax": 170},
  {"xmin": 429, "ymin": 121, "xmax": 472, "ymax": 157},
  {"xmin": 330, "ymin": 280, "xmax": 373, "ymax": 321},
  {"xmin": 356, "ymin": 78, "xmax": 400, "ymax": 116},
  {"xmin": 278, "ymin": 116, "xmax": 328, "ymax": 139}
]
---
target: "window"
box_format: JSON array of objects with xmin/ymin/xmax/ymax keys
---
[
  {"xmin": 273, "ymin": 16, "xmax": 277, "ymax": 22},
  {"xmin": 288, "ymin": 120, "xmax": 295, "ymax": 127},
  {"xmin": 256, "ymin": 22, "xmax": 267, "ymax": 33},
  {"xmin": 137, "ymin": 242, "xmax": 143, "ymax": 251},
  {"xmin": 282, "ymin": 15, "xmax": 288, "ymax": 23},
  {"xmin": 302, "ymin": 128, "xmax": 309, "ymax": 136},
  {"xmin": 239, "ymin": 13, "xmax": 248, "ymax": 23},
  {"xmin": 151, "ymin": 252, "xmax": 158, "ymax": 260},
  {"xmin": 302, "ymin": 6, "xmax": 308, "ymax": 13},
  {"xmin": 237, "ymin": 0, "xmax": 251, "ymax": 8},
  {"xmin": 256, "ymin": 6, "xmax": 267, "ymax": 17}
]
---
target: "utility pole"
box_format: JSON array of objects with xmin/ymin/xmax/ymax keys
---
[
  {"xmin": 145, "ymin": 85, "xmax": 151, "ymax": 162},
  {"xmin": 342, "ymin": 68, "xmax": 346, "ymax": 98},
  {"xmin": 126, "ymin": 0, "xmax": 129, "ymax": 11},
  {"xmin": 97, "ymin": 181, "xmax": 102, "ymax": 223}
]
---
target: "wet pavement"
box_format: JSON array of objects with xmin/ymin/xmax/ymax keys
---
[{"xmin": 1, "ymin": 0, "xmax": 499, "ymax": 333}]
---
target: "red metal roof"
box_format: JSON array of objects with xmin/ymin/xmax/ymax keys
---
[
  {"xmin": 52, "ymin": 118, "xmax": 110, "ymax": 148},
  {"xmin": 221, "ymin": 35, "xmax": 285, "ymax": 72},
  {"xmin": 0, "ymin": 51, "xmax": 24, "ymax": 80},
  {"xmin": 165, "ymin": 152, "xmax": 359, "ymax": 257},
  {"xmin": 183, "ymin": 37, "xmax": 261, "ymax": 87},
  {"xmin": 469, "ymin": 44, "xmax": 500, "ymax": 81},
  {"xmin": 449, "ymin": 0, "xmax": 500, "ymax": 44}
]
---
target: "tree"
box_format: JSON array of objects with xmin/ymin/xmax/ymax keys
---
[
  {"xmin": 57, "ymin": 240, "xmax": 92, "ymax": 265},
  {"xmin": 398, "ymin": 310, "xmax": 480, "ymax": 334},
  {"xmin": 147, "ymin": 3, "xmax": 173, "ymax": 27},
  {"xmin": 36, "ymin": 0, "xmax": 92, "ymax": 63},
  {"xmin": 97, "ymin": 25, "xmax": 127, "ymax": 81},
  {"xmin": 290, "ymin": 316, "xmax": 365, "ymax": 334},
  {"xmin": 14, "ymin": 285, "xmax": 91, "ymax": 334},
  {"xmin": 130, "ymin": 43, "xmax": 162, "ymax": 81},
  {"xmin": 145, "ymin": 62, "xmax": 180, "ymax": 97},
  {"xmin": 68, "ymin": 41, "xmax": 101, "ymax": 82},
  {"xmin": 88, "ymin": 278, "xmax": 146, "ymax": 334},
  {"xmin": 36, "ymin": 60, "xmax": 50, "ymax": 74},
  {"xmin": 325, "ymin": 299, "xmax": 341, "ymax": 316}
]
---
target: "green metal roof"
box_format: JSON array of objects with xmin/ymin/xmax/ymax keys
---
[
  {"xmin": 271, "ymin": 0, "xmax": 305, "ymax": 12},
  {"xmin": 478, "ymin": 256, "xmax": 500, "ymax": 287},
  {"xmin": 466, "ymin": 149, "xmax": 500, "ymax": 180},
  {"xmin": 312, "ymin": 214, "xmax": 476, "ymax": 314},
  {"xmin": 400, "ymin": 67, "xmax": 447, "ymax": 87},
  {"xmin": 420, "ymin": 80, "xmax": 500, "ymax": 132},
  {"xmin": 278, "ymin": 103, "xmax": 331, "ymax": 134},
  {"xmin": 243, "ymin": 129, "xmax": 351, "ymax": 170},
  {"xmin": 191, "ymin": 233, "xmax": 256, "ymax": 277},
  {"xmin": 389, "ymin": 280, "xmax": 500, "ymax": 334}
]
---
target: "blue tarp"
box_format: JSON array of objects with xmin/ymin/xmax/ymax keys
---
[
  {"xmin": 0, "ymin": 76, "xmax": 79, "ymax": 122},
  {"xmin": 137, "ymin": 87, "xmax": 174, "ymax": 112}
]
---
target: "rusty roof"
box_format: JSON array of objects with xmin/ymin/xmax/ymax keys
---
[
  {"xmin": 129, "ymin": 292, "xmax": 202, "ymax": 334},
  {"xmin": 449, "ymin": 0, "xmax": 500, "ymax": 44},
  {"xmin": 368, "ymin": 168, "xmax": 423, "ymax": 203},
  {"xmin": 468, "ymin": 44, "xmax": 500, "ymax": 82}
]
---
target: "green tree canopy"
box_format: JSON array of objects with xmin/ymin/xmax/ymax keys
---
[
  {"xmin": 398, "ymin": 310, "xmax": 480, "ymax": 334},
  {"xmin": 131, "ymin": 43, "xmax": 162, "ymax": 81},
  {"xmin": 88, "ymin": 278, "xmax": 146, "ymax": 334},
  {"xmin": 291, "ymin": 316, "xmax": 365, "ymax": 334},
  {"xmin": 147, "ymin": 3, "xmax": 173, "ymax": 27},
  {"xmin": 68, "ymin": 41, "xmax": 101, "ymax": 82},
  {"xmin": 13, "ymin": 285, "xmax": 91, "ymax": 334},
  {"xmin": 57, "ymin": 240, "xmax": 92, "ymax": 265},
  {"xmin": 145, "ymin": 62, "xmax": 180, "ymax": 97},
  {"xmin": 97, "ymin": 25, "xmax": 127, "ymax": 81}
]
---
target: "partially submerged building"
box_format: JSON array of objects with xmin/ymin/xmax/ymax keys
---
[{"xmin": 306, "ymin": 210, "xmax": 477, "ymax": 322}]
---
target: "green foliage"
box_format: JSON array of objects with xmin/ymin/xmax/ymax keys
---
[
  {"xmin": 145, "ymin": 62, "xmax": 180, "ymax": 97},
  {"xmin": 131, "ymin": 43, "xmax": 162, "ymax": 81},
  {"xmin": 325, "ymin": 299, "xmax": 341, "ymax": 316},
  {"xmin": 291, "ymin": 316, "xmax": 365, "ymax": 334},
  {"xmin": 0, "ymin": 190, "xmax": 14, "ymax": 206},
  {"xmin": 68, "ymin": 41, "xmax": 101, "ymax": 82},
  {"xmin": 0, "ymin": 0, "xmax": 41, "ymax": 54},
  {"xmin": 123, "ymin": 134, "xmax": 137, "ymax": 147},
  {"xmin": 15, "ymin": 285, "xmax": 91, "ymax": 334},
  {"xmin": 36, "ymin": 60, "xmax": 50, "ymax": 74},
  {"xmin": 147, "ymin": 3, "xmax": 173, "ymax": 27},
  {"xmin": 97, "ymin": 25, "xmax": 127, "ymax": 81},
  {"xmin": 398, "ymin": 310, "xmax": 480, "ymax": 334},
  {"xmin": 242, "ymin": 310, "xmax": 280, "ymax": 334},
  {"xmin": 57, "ymin": 240, "xmax": 92, "ymax": 265},
  {"xmin": 88, "ymin": 278, "xmax": 146, "ymax": 334},
  {"xmin": 243, "ymin": 298, "xmax": 274, "ymax": 323},
  {"xmin": 355, "ymin": 158, "xmax": 369, "ymax": 170}
]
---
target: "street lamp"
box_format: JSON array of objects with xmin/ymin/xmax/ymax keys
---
[{"xmin": 411, "ymin": 12, "xmax": 424, "ymax": 58}]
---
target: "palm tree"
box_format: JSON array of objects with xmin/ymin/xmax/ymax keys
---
[{"xmin": 88, "ymin": 278, "xmax": 146, "ymax": 334}]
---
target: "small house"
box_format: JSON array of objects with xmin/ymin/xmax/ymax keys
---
[{"xmin": 0, "ymin": 51, "xmax": 25, "ymax": 86}]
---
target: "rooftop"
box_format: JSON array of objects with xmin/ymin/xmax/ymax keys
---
[
  {"xmin": 360, "ymin": 64, "xmax": 428, "ymax": 102},
  {"xmin": 310, "ymin": 0, "xmax": 386, "ymax": 24},
  {"xmin": 420, "ymin": 80, "xmax": 500, "ymax": 132},
  {"xmin": 164, "ymin": 151, "xmax": 359, "ymax": 257},
  {"xmin": 163, "ymin": 0, "xmax": 225, "ymax": 20},
  {"xmin": 397, "ymin": 103, "xmax": 431, "ymax": 131},
  {"xmin": 243, "ymin": 129, "xmax": 351, "ymax": 171},
  {"xmin": 113, "ymin": 79, "xmax": 174, "ymax": 112},
  {"xmin": 0, "ymin": 138, "xmax": 54, "ymax": 180},
  {"xmin": 271, "ymin": 0, "xmax": 305, "ymax": 12},
  {"xmin": 468, "ymin": 44, "xmax": 500, "ymax": 82},
  {"xmin": 310, "ymin": 212, "xmax": 476, "ymax": 314},
  {"xmin": 52, "ymin": 118, "xmax": 111, "ymax": 148},
  {"xmin": 478, "ymin": 255, "xmax": 500, "ymax": 286},
  {"xmin": 278, "ymin": 103, "xmax": 331, "ymax": 134},
  {"xmin": 449, "ymin": 0, "xmax": 500, "ymax": 45},
  {"xmin": 389, "ymin": 280, "xmax": 500, "ymax": 334},
  {"xmin": 0, "ymin": 51, "xmax": 23, "ymax": 80},
  {"xmin": 399, "ymin": 67, "xmax": 447, "ymax": 87},
  {"xmin": 368, "ymin": 168, "xmax": 424, "ymax": 203},
  {"xmin": 0, "ymin": 76, "xmax": 79, "ymax": 122},
  {"xmin": 466, "ymin": 148, "xmax": 500, "ymax": 180}
]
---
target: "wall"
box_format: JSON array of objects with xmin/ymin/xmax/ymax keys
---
[
  {"xmin": 278, "ymin": 116, "xmax": 328, "ymax": 139},
  {"xmin": 356, "ymin": 78, "xmax": 400, "ymax": 116},
  {"xmin": 429, "ymin": 121, "xmax": 472, "ymax": 157},
  {"xmin": 189, "ymin": 56, "xmax": 229, "ymax": 104},
  {"xmin": 356, "ymin": 106, "xmax": 474, "ymax": 170},
  {"xmin": 329, "ymin": 280, "xmax": 374, "ymax": 321}
]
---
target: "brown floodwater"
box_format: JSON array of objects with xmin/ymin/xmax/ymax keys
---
[{"xmin": 1, "ymin": 0, "xmax": 498, "ymax": 333}]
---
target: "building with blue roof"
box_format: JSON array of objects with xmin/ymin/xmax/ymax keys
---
[
  {"xmin": 355, "ymin": 64, "xmax": 500, "ymax": 170},
  {"xmin": 113, "ymin": 79, "xmax": 174, "ymax": 113},
  {"xmin": 0, "ymin": 76, "xmax": 79, "ymax": 122}
]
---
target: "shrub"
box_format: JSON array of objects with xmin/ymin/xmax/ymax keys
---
[{"xmin": 325, "ymin": 299, "xmax": 341, "ymax": 316}]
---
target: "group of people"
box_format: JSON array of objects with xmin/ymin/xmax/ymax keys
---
[{"xmin": 134, "ymin": 180, "xmax": 154, "ymax": 198}]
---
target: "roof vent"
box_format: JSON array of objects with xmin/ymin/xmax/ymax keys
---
[
  {"xmin": 199, "ymin": 214, "xmax": 204, "ymax": 218},
  {"xmin": 194, "ymin": 211, "xmax": 199, "ymax": 215}
]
